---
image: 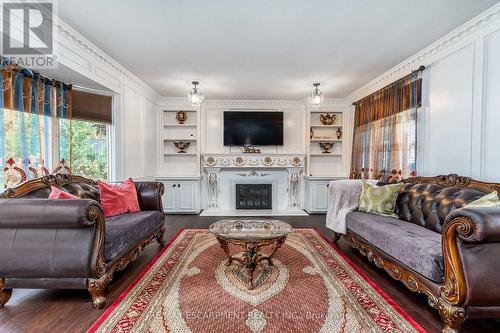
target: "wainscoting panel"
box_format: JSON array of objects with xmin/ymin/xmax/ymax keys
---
[
  {"xmin": 483, "ymin": 29, "xmax": 500, "ymax": 182},
  {"xmin": 123, "ymin": 85, "xmax": 144, "ymax": 179},
  {"xmin": 427, "ymin": 45, "xmax": 474, "ymax": 176}
]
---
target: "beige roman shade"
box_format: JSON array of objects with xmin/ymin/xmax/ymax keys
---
[{"xmin": 72, "ymin": 90, "xmax": 113, "ymax": 123}]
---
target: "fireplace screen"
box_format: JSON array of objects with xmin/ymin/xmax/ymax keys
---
[{"xmin": 236, "ymin": 184, "xmax": 272, "ymax": 209}]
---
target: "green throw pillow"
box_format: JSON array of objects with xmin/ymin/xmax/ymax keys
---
[
  {"xmin": 359, "ymin": 181, "xmax": 404, "ymax": 218},
  {"xmin": 465, "ymin": 191, "xmax": 499, "ymax": 208}
]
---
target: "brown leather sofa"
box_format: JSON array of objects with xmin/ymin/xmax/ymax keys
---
[
  {"xmin": 333, "ymin": 174, "xmax": 500, "ymax": 333},
  {"xmin": 0, "ymin": 174, "xmax": 165, "ymax": 309}
]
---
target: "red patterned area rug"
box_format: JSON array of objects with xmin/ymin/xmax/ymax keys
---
[{"xmin": 88, "ymin": 229, "xmax": 425, "ymax": 333}]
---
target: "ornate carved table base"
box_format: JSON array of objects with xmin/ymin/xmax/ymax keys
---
[{"xmin": 215, "ymin": 236, "xmax": 287, "ymax": 290}]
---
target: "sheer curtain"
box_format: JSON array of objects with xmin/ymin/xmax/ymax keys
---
[
  {"xmin": 351, "ymin": 71, "xmax": 421, "ymax": 182},
  {"xmin": 0, "ymin": 60, "xmax": 72, "ymax": 189}
]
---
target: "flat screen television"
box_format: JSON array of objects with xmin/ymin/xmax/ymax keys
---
[{"xmin": 223, "ymin": 111, "xmax": 284, "ymax": 146}]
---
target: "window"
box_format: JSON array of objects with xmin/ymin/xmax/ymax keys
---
[
  {"xmin": 351, "ymin": 73, "xmax": 421, "ymax": 180},
  {"xmin": 68, "ymin": 119, "xmax": 109, "ymax": 180},
  {"xmin": 69, "ymin": 90, "xmax": 113, "ymax": 180},
  {"xmin": 0, "ymin": 89, "xmax": 113, "ymax": 190}
]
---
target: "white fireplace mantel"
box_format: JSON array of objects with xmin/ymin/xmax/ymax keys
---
[
  {"xmin": 201, "ymin": 153, "xmax": 305, "ymax": 169},
  {"xmin": 200, "ymin": 154, "xmax": 307, "ymax": 216}
]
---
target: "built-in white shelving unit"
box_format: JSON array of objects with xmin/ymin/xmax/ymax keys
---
[
  {"xmin": 304, "ymin": 101, "xmax": 348, "ymax": 213},
  {"xmin": 161, "ymin": 108, "xmax": 200, "ymax": 177},
  {"xmin": 156, "ymin": 98, "xmax": 349, "ymax": 215},
  {"xmin": 306, "ymin": 106, "xmax": 345, "ymax": 177},
  {"xmin": 158, "ymin": 103, "xmax": 201, "ymax": 214}
]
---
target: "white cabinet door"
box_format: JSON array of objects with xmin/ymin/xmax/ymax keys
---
[
  {"xmin": 162, "ymin": 182, "xmax": 176, "ymax": 212},
  {"xmin": 159, "ymin": 180, "xmax": 200, "ymax": 213},
  {"xmin": 310, "ymin": 182, "xmax": 329, "ymax": 212},
  {"xmin": 178, "ymin": 182, "xmax": 195, "ymax": 211}
]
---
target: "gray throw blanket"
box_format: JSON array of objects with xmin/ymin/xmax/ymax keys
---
[{"xmin": 325, "ymin": 179, "xmax": 377, "ymax": 234}]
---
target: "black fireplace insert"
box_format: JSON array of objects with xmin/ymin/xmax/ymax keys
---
[{"xmin": 236, "ymin": 184, "xmax": 272, "ymax": 209}]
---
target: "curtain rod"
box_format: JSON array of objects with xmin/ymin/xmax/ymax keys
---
[
  {"xmin": 352, "ymin": 65, "xmax": 425, "ymax": 106},
  {"xmin": 1, "ymin": 56, "xmax": 71, "ymax": 88}
]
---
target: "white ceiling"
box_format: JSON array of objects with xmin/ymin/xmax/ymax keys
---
[{"xmin": 58, "ymin": 0, "xmax": 499, "ymax": 99}]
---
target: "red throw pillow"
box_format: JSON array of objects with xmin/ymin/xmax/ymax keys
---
[
  {"xmin": 48, "ymin": 186, "xmax": 78, "ymax": 199},
  {"xmin": 98, "ymin": 178, "xmax": 140, "ymax": 217}
]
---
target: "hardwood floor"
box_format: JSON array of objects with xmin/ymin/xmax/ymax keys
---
[{"xmin": 1, "ymin": 214, "xmax": 499, "ymax": 333}]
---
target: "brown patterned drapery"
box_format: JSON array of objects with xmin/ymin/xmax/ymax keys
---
[{"xmin": 351, "ymin": 69, "xmax": 423, "ymax": 182}]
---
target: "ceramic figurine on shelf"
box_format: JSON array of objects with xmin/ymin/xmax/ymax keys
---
[
  {"xmin": 336, "ymin": 128, "xmax": 342, "ymax": 139},
  {"xmin": 176, "ymin": 111, "xmax": 187, "ymax": 124},
  {"xmin": 173, "ymin": 141, "xmax": 190, "ymax": 153},
  {"xmin": 320, "ymin": 113, "xmax": 336, "ymax": 125},
  {"xmin": 319, "ymin": 142, "xmax": 334, "ymax": 154}
]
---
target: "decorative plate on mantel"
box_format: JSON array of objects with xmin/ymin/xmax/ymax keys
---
[
  {"xmin": 205, "ymin": 156, "xmax": 216, "ymax": 166},
  {"xmin": 291, "ymin": 156, "xmax": 302, "ymax": 166},
  {"xmin": 262, "ymin": 156, "xmax": 274, "ymax": 166},
  {"xmin": 233, "ymin": 156, "xmax": 245, "ymax": 166}
]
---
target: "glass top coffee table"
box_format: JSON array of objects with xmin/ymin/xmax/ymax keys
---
[{"xmin": 209, "ymin": 219, "xmax": 292, "ymax": 290}]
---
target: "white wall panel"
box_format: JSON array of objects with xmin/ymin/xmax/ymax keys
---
[
  {"xmin": 143, "ymin": 98, "xmax": 159, "ymax": 177},
  {"xmin": 123, "ymin": 85, "xmax": 144, "ymax": 178},
  {"xmin": 483, "ymin": 30, "xmax": 500, "ymax": 182},
  {"xmin": 425, "ymin": 45, "xmax": 474, "ymax": 176}
]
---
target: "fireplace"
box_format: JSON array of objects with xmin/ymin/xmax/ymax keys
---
[{"xmin": 236, "ymin": 184, "xmax": 272, "ymax": 209}]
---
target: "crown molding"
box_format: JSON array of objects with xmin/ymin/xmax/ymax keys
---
[
  {"xmin": 54, "ymin": 17, "xmax": 161, "ymax": 101},
  {"xmin": 203, "ymin": 99, "xmax": 304, "ymax": 110},
  {"xmin": 160, "ymin": 97, "xmax": 348, "ymax": 110},
  {"xmin": 347, "ymin": 3, "xmax": 500, "ymax": 101}
]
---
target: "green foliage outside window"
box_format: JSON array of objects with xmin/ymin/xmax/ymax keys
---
[{"xmin": 69, "ymin": 119, "xmax": 108, "ymax": 180}]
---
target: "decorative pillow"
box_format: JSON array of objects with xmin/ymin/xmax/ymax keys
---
[
  {"xmin": 465, "ymin": 191, "xmax": 499, "ymax": 208},
  {"xmin": 98, "ymin": 178, "xmax": 140, "ymax": 217},
  {"xmin": 358, "ymin": 181, "xmax": 404, "ymax": 218},
  {"xmin": 48, "ymin": 186, "xmax": 78, "ymax": 199}
]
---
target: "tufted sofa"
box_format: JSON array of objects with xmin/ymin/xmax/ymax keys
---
[
  {"xmin": 333, "ymin": 174, "xmax": 500, "ymax": 333},
  {"xmin": 0, "ymin": 174, "xmax": 165, "ymax": 309}
]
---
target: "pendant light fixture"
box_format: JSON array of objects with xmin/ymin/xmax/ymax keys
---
[
  {"xmin": 309, "ymin": 82, "xmax": 323, "ymax": 109},
  {"xmin": 188, "ymin": 81, "xmax": 204, "ymax": 107}
]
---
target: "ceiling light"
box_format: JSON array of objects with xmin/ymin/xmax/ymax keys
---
[
  {"xmin": 188, "ymin": 81, "xmax": 204, "ymax": 107},
  {"xmin": 309, "ymin": 82, "xmax": 323, "ymax": 109}
]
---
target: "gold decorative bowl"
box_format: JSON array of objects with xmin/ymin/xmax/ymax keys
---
[
  {"xmin": 173, "ymin": 141, "xmax": 190, "ymax": 153},
  {"xmin": 319, "ymin": 142, "xmax": 334, "ymax": 153}
]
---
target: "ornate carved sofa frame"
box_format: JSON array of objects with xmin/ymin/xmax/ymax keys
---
[
  {"xmin": 333, "ymin": 174, "xmax": 500, "ymax": 333},
  {"xmin": 0, "ymin": 174, "xmax": 165, "ymax": 309}
]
